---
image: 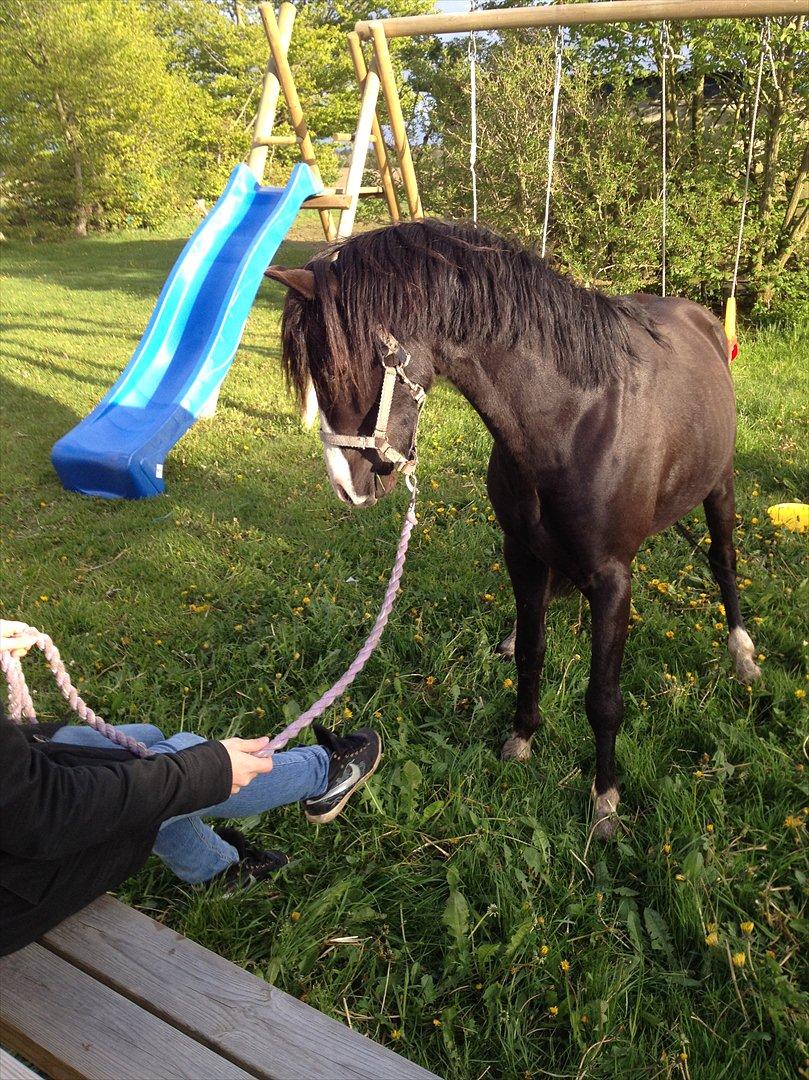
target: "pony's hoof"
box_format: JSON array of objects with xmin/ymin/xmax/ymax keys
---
[
  {"xmin": 501, "ymin": 734, "xmax": 531, "ymax": 761},
  {"xmin": 591, "ymin": 787, "xmax": 620, "ymax": 841},
  {"xmin": 591, "ymin": 814, "xmax": 619, "ymax": 841},
  {"xmin": 496, "ymin": 627, "xmax": 516, "ymax": 658},
  {"xmin": 728, "ymin": 628, "xmax": 762, "ymax": 684}
]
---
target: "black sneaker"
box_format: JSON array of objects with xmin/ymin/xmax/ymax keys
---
[
  {"xmin": 214, "ymin": 826, "xmax": 289, "ymax": 890},
  {"xmin": 303, "ymin": 725, "xmax": 382, "ymax": 824}
]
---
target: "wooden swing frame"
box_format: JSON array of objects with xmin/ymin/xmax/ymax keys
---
[{"xmin": 250, "ymin": 0, "xmax": 804, "ymax": 241}]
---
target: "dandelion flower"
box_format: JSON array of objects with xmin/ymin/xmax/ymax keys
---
[
  {"xmin": 503, "ymin": 678, "xmax": 514, "ymax": 689},
  {"xmin": 343, "ymin": 707, "xmax": 353, "ymax": 719},
  {"xmin": 706, "ymin": 822, "xmax": 715, "ymax": 834},
  {"xmin": 391, "ymin": 1029, "xmax": 402, "ymax": 1040},
  {"xmin": 732, "ymin": 952, "xmax": 746, "ymax": 968},
  {"xmin": 795, "ymin": 689, "xmax": 806, "ymax": 700},
  {"xmin": 705, "ymin": 932, "xmax": 719, "ymax": 947},
  {"xmin": 740, "ymin": 922, "xmax": 754, "ymax": 935},
  {"xmin": 662, "ymin": 842, "xmax": 672, "ymax": 854},
  {"xmin": 560, "ymin": 959, "xmax": 570, "ymax": 972},
  {"xmin": 290, "ymin": 911, "xmax": 301, "ymax": 921},
  {"xmin": 665, "ymin": 629, "xmax": 675, "ymax": 639},
  {"xmin": 540, "ymin": 944, "xmax": 549, "ymax": 957},
  {"xmin": 548, "ymin": 1006, "xmax": 558, "ymax": 1017}
]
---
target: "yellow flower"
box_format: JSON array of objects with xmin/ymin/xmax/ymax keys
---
[
  {"xmin": 662, "ymin": 842, "xmax": 672, "ymax": 854},
  {"xmin": 343, "ymin": 707, "xmax": 353, "ymax": 719},
  {"xmin": 795, "ymin": 689, "xmax": 806, "ymax": 700},
  {"xmin": 784, "ymin": 814, "xmax": 804, "ymax": 828},
  {"xmin": 706, "ymin": 822, "xmax": 715, "ymax": 834},
  {"xmin": 560, "ymin": 959, "xmax": 570, "ymax": 972},
  {"xmin": 503, "ymin": 678, "xmax": 514, "ymax": 689},
  {"xmin": 732, "ymin": 952, "xmax": 746, "ymax": 968},
  {"xmin": 491, "ymin": 563, "xmax": 501, "ymax": 572},
  {"xmin": 391, "ymin": 1029, "xmax": 402, "ymax": 1040},
  {"xmin": 740, "ymin": 921, "xmax": 754, "ymax": 935},
  {"xmin": 373, "ymin": 710, "xmax": 382, "ymax": 719},
  {"xmin": 665, "ymin": 629, "xmax": 675, "ymax": 639},
  {"xmin": 425, "ymin": 676, "xmax": 436, "ymax": 687},
  {"xmin": 432, "ymin": 1018, "xmax": 441, "ymax": 1027},
  {"xmin": 483, "ymin": 593, "xmax": 495, "ymax": 602},
  {"xmin": 705, "ymin": 932, "xmax": 719, "ymax": 947},
  {"xmin": 548, "ymin": 1006, "xmax": 558, "ymax": 1017},
  {"xmin": 39, "ymin": 594, "xmax": 48, "ymax": 602},
  {"xmin": 540, "ymin": 944, "xmax": 549, "ymax": 956},
  {"xmin": 290, "ymin": 911, "xmax": 301, "ymax": 921}
]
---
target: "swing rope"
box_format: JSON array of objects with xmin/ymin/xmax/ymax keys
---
[
  {"xmin": 468, "ymin": 0, "xmax": 479, "ymax": 224},
  {"xmin": 726, "ymin": 19, "xmax": 773, "ymax": 356},
  {"xmin": 541, "ymin": 27, "xmax": 565, "ymax": 259},
  {"xmin": 659, "ymin": 22, "xmax": 675, "ymax": 297}
]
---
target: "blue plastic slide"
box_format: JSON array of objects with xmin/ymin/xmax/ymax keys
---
[{"xmin": 52, "ymin": 163, "xmax": 318, "ymax": 499}]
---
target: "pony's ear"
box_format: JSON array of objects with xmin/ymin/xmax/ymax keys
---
[{"xmin": 264, "ymin": 265, "xmax": 316, "ymax": 300}]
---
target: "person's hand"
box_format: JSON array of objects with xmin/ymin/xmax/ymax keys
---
[
  {"xmin": 0, "ymin": 620, "xmax": 40, "ymax": 659},
  {"xmin": 220, "ymin": 736, "xmax": 274, "ymax": 794}
]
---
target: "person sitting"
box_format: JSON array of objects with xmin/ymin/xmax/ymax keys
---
[{"xmin": 0, "ymin": 619, "xmax": 381, "ymax": 957}]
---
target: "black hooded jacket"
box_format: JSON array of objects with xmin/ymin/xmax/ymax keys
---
[{"xmin": 0, "ymin": 716, "xmax": 231, "ymax": 955}]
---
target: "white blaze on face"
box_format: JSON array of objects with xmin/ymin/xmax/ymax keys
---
[{"xmin": 319, "ymin": 411, "xmax": 372, "ymax": 506}]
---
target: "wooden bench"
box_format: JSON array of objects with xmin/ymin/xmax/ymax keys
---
[{"xmin": 0, "ymin": 895, "xmax": 441, "ymax": 1080}]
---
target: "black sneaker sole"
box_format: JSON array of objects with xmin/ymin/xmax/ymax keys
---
[{"xmin": 304, "ymin": 738, "xmax": 382, "ymax": 824}]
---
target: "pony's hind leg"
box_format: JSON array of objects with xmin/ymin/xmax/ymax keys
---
[
  {"xmin": 500, "ymin": 536, "xmax": 551, "ymax": 761},
  {"xmin": 585, "ymin": 560, "xmax": 632, "ymax": 841},
  {"xmin": 703, "ymin": 473, "xmax": 761, "ymax": 683}
]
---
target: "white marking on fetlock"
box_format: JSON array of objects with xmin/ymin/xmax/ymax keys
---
[
  {"xmin": 728, "ymin": 627, "xmax": 761, "ymax": 684},
  {"xmin": 497, "ymin": 624, "xmax": 517, "ymax": 658},
  {"xmin": 501, "ymin": 734, "xmax": 531, "ymax": 761},
  {"xmin": 591, "ymin": 785, "xmax": 620, "ymax": 840}
]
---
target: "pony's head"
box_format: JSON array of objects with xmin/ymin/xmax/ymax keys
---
[{"xmin": 265, "ymin": 253, "xmax": 431, "ymax": 507}]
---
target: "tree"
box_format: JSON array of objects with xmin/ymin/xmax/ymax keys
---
[{"xmin": 0, "ymin": 0, "xmax": 206, "ymax": 233}]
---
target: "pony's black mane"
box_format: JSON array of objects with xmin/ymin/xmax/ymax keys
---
[{"xmin": 282, "ymin": 218, "xmax": 662, "ymax": 405}]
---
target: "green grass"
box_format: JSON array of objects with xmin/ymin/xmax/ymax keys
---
[{"xmin": 1, "ymin": 228, "xmax": 807, "ymax": 1079}]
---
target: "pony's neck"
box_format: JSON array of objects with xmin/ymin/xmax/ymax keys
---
[{"xmin": 431, "ymin": 341, "xmax": 583, "ymax": 466}]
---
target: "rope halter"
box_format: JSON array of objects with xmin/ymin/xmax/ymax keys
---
[{"xmin": 319, "ymin": 332, "xmax": 426, "ymax": 477}]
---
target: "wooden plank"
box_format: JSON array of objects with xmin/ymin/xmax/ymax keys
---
[
  {"xmin": 43, "ymin": 896, "xmax": 441, "ymax": 1080},
  {"xmin": 0, "ymin": 943, "xmax": 254, "ymax": 1080},
  {"xmin": 355, "ymin": 0, "xmax": 807, "ymax": 38},
  {"xmin": 0, "ymin": 1048, "xmax": 43, "ymax": 1080}
]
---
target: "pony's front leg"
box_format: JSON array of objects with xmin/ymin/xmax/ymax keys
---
[
  {"xmin": 501, "ymin": 534, "xmax": 550, "ymax": 762},
  {"xmin": 585, "ymin": 560, "xmax": 632, "ymax": 840}
]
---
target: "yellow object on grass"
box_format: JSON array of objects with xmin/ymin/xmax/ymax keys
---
[{"xmin": 766, "ymin": 503, "xmax": 809, "ymax": 533}]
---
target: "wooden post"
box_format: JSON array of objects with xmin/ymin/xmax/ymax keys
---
[
  {"xmin": 355, "ymin": 0, "xmax": 806, "ymax": 38},
  {"xmin": 370, "ymin": 23, "xmax": 423, "ymax": 220},
  {"xmin": 346, "ymin": 33, "xmax": 400, "ymax": 224},
  {"xmin": 336, "ymin": 54, "xmax": 383, "ymax": 238},
  {"xmin": 258, "ymin": 2, "xmax": 336, "ymax": 240},
  {"xmin": 247, "ymin": 1, "xmax": 296, "ymax": 182}
]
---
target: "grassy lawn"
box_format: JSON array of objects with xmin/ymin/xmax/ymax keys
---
[{"xmin": 1, "ymin": 227, "xmax": 807, "ymax": 1079}]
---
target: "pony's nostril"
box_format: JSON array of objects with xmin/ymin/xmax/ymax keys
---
[{"xmin": 334, "ymin": 483, "xmax": 351, "ymax": 504}]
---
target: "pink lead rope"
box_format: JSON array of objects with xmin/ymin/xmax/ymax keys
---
[{"xmin": 1, "ymin": 481, "xmax": 418, "ymax": 758}]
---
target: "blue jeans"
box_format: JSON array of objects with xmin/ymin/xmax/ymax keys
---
[{"xmin": 51, "ymin": 724, "xmax": 330, "ymax": 883}]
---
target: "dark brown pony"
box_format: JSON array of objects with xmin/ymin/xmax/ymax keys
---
[{"xmin": 266, "ymin": 219, "xmax": 760, "ymax": 839}]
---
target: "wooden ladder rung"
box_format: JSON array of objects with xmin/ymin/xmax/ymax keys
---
[
  {"xmin": 303, "ymin": 194, "xmax": 353, "ymax": 209},
  {"xmin": 252, "ymin": 134, "xmax": 299, "ymax": 148},
  {"xmin": 358, "ymin": 186, "xmax": 385, "ymax": 197}
]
